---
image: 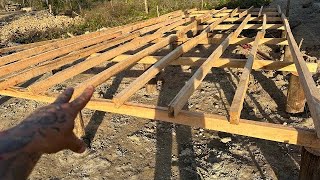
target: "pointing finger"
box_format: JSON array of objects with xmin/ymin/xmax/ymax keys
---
[
  {"xmin": 70, "ymin": 86, "xmax": 94, "ymax": 111},
  {"xmin": 53, "ymin": 88, "xmax": 74, "ymax": 104}
]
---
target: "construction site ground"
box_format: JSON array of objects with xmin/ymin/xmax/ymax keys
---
[{"xmin": 0, "ymin": 0, "xmax": 320, "ymax": 179}]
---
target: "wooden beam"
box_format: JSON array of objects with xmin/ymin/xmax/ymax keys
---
[
  {"xmin": 112, "ymin": 12, "xmax": 231, "ymax": 107},
  {"xmin": 258, "ymin": 6, "xmax": 263, "ymax": 17},
  {"xmin": 204, "ymin": 24, "xmax": 284, "ymax": 30},
  {"xmin": 0, "ymin": 31, "xmax": 121, "ymax": 67},
  {"xmin": 281, "ymin": 13, "xmax": 320, "ymax": 138},
  {"xmin": 205, "ymin": 17, "xmax": 282, "ymax": 23},
  {"xmin": 0, "ymin": 31, "xmax": 122, "ymax": 78},
  {"xmin": 229, "ymin": 31, "xmax": 265, "ymax": 124},
  {"xmin": 0, "ymin": 32, "xmax": 140, "ymax": 90},
  {"xmin": 168, "ymin": 14, "xmax": 252, "ymax": 117},
  {"xmin": 1, "ymin": 88, "xmax": 320, "ymax": 149},
  {"xmin": 155, "ymin": 37, "xmax": 288, "ymax": 46},
  {"xmin": 110, "ymin": 55, "xmax": 317, "ymax": 72},
  {"xmin": 230, "ymin": 7, "xmax": 239, "ymax": 18},
  {"xmin": 0, "ymin": 39, "xmax": 59, "ymax": 54}
]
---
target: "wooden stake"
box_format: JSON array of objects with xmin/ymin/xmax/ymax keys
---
[
  {"xmin": 156, "ymin": 5, "xmax": 160, "ymax": 17},
  {"xmin": 143, "ymin": 64, "xmax": 157, "ymax": 93},
  {"xmin": 282, "ymin": 13, "xmax": 320, "ymax": 138},
  {"xmin": 299, "ymin": 147, "xmax": 320, "ymax": 180},
  {"xmin": 144, "ymin": 0, "xmax": 148, "ymax": 14}
]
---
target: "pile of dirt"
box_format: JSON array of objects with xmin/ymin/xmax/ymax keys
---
[{"xmin": 0, "ymin": 11, "xmax": 83, "ymax": 44}]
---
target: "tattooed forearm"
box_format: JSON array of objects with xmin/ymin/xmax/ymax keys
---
[{"xmin": 0, "ymin": 86, "xmax": 94, "ymax": 180}]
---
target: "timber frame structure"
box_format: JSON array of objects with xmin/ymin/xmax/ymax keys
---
[{"xmin": 0, "ymin": 6, "xmax": 320, "ymax": 149}]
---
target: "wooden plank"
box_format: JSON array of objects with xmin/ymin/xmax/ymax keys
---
[
  {"xmin": 112, "ymin": 12, "xmax": 231, "ymax": 107},
  {"xmin": 0, "ymin": 32, "xmax": 122, "ymax": 77},
  {"xmin": 0, "ymin": 39, "xmax": 59, "ymax": 54},
  {"xmin": 232, "ymin": 14, "xmax": 252, "ymax": 39},
  {"xmin": 230, "ymin": 7, "xmax": 239, "ymax": 18},
  {"xmin": 110, "ymin": 55, "xmax": 317, "ymax": 72},
  {"xmin": 239, "ymin": 6, "xmax": 253, "ymax": 18},
  {"xmin": 229, "ymin": 31, "xmax": 265, "ymax": 124},
  {"xmin": 258, "ymin": 6, "xmax": 263, "ymax": 17},
  {"xmin": 168, "ymin": 14, "xmax": 252, "ymax": 117},
  {"xmin": 0, "ymin": 31, "xmax": 121, "ymax": 67},
  {"xmin": 1, "ymin": 88, "xmax": 320, "ymax": 149},
  {"xmin": 281, "ymin": 13, "xmax": 320, "ymax": 138},
  {"xmin": 0, "ymin": 32, "xmax": 140, "ymax": 90}
]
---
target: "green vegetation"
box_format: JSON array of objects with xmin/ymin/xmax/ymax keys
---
[{"xmin": 1, "ymin": 0, "xmax": 271, "ymax": 42}]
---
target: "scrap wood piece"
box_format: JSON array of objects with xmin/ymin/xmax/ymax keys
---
[
  {"xmin": 112, "ymin": 10, "xmax": 231, "ymax": 107},
  {"xmin": 168, "ymin": 14, "xmax": 252, "ymax": 117},
  {"xmin": 281, "ymin": 13, "xmax": 320, "ymax": 138},
  {"xmin": 1, "ymin": 88, "xmax": 320, "ymax": 149},
  {"xmin": 0, "ymin": 32, "xmax": 140, "ymax": 90}
]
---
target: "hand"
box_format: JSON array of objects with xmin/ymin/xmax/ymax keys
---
[{"xmin": 16, "ymin": 86, "xmax": 94, "ymax": 154}]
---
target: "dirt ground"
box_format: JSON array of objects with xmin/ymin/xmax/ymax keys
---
[{"xmin": 0, "ymin": 0, "xmax": 320, "ymax": 179}]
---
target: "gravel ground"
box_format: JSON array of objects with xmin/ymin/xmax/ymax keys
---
[{"xmin": 0, "ymin": 10, "xmax": 83, "ymax": 45}]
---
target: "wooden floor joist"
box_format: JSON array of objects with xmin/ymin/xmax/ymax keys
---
[
  {"xmin": 0, "ymin": 7, "xmax": 319, "ymax": 152},
  {"xmin": 113, "ymin": 10, "xmax": 231, "ymax": 107},
  {"xmin": 229, "ymin": 15, "xmax": 267, "ymax": 124}
]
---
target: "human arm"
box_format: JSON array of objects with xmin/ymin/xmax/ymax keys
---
[{"xmin": 0, "ymin": 86, "xmax": 94, "ymax": 179}]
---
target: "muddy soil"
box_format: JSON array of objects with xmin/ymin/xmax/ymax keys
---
[{"xmin": 0, "ymin": 1, "xmax": 319, "ymax": 180}]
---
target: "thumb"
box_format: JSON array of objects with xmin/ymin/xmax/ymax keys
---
[{"xmin": 67, "ymin": 133, "xmax": 87, "ymax": 153}]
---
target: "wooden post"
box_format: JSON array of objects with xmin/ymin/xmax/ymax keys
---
[
  {"xmin": 156, "ymin": 5, "xmax": 160, "ymax": 17},
  {"xmin": 299, "ymin": 147, "xmax": 320, "ymax": 179},
  {"xmin": 302, "ymin": 0, "xmax": 314, "ymax": 8},
  {"xmin": 73, "ymin": 111, "xmax": 85, "ymax": 138},
  {"xmin": 143, "ymin": 64, "xmax": 157, "ymax": 93},
  {"xmin": 201, "ymin": 0, "xmax": 204, "ymax": 10},
  {"xmin": 285, "ymin": 44, "xmax": 306, "ymax": 113},
  {"xmin": 144, "ymin": 0, "xmax": 149, "ymax": 14},
  {"xmin": 286, "ymin": 0, "xmax": 291, "ymax": 17}
]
